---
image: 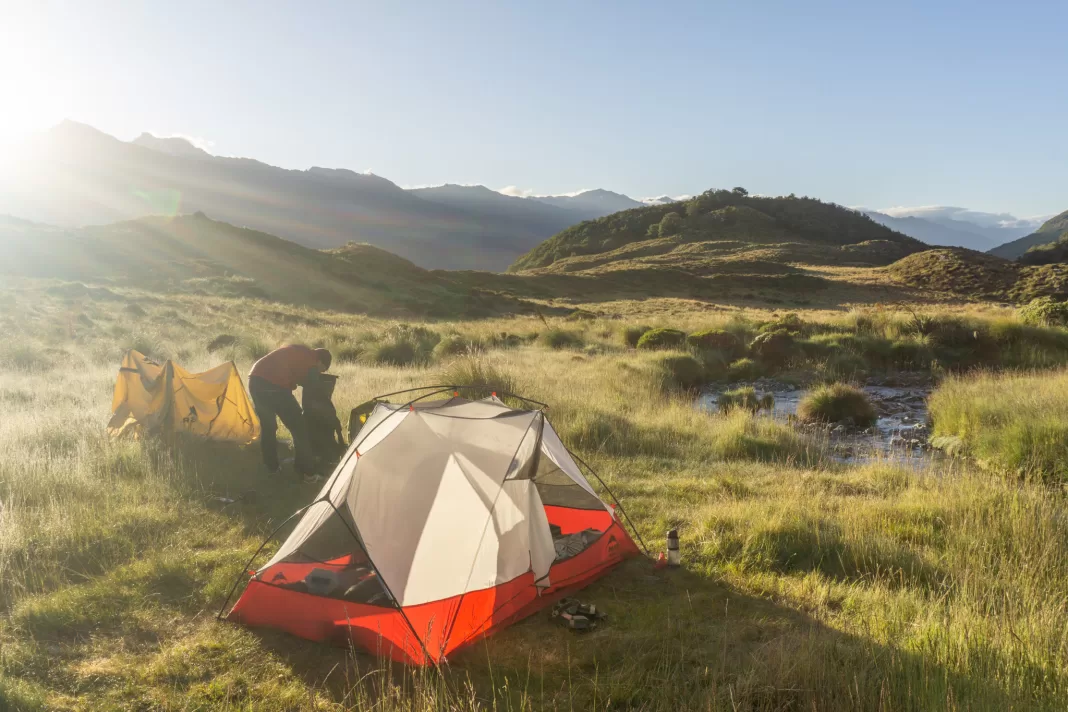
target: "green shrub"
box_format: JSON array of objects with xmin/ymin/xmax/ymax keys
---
[
  {"xmin": 637, "ymin": 328, "xmax": 687, "ymax": 350},
  {"xmin": 538, "ymin": 328, "xmax": 585, "ymax": 350},
  {"xmin": 621, "ymin": 325, "xmax": 653, "ymax": 348},
  {"xmin": 657, "ymin": 354, "xmax": 706, "ymax": 392},
  {"xmin": 727, "ymin": 357, "xmax": 762, "ymax": 381},
  {"xmin": 797, "ymin": 383, "xmax": 877, "ymax": 427},
  {"xmin": 687, "ymin": 329, "xmax": 743, "ymax": 356},
  {"xmin": 718, "ymin": 386, "xmax": 774, "ymax": 413},
  {"xmin": 1019, "ymin": 297, "xmax": 1068, "ymax": 327},
  {"xmin": 758, "ymin": 313, "xmax": 807, "ymax": 336},
  {"xmin": 433, "ymin": 335, "xmax": 473, "ymax": 359},
  {"xmin": 369, "ymin": 340, "xmax": 418, "ymax": 366},
  {"xmin": 658, "ymin": 212, "xmax": 683, "ymax": 237},
  {"xmin": 749, "ymin": 330, "xmax": 796, "ymax": 366}
]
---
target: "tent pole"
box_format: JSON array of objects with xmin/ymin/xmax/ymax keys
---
[
  {"xmin": 323, "ymin": 500, "xmax": 436, "ymax": 665},
  {"xmin": 215, "ymin": 502, "xmax": 314, "ymax": 620},
  {"xmin": 369, "ymin": 384, "xmax": 549, "ymax": 410},
  {"xmin": 565, "ymin": 448, "xmax": 651, "ymax": 556}
]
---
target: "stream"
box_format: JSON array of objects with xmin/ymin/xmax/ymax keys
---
[{"xmin": 698, "ymin": 378, "xmax": 937, "ymax": 467}]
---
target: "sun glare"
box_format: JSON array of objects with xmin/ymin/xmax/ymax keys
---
[{"xmin": 0, "ymin": 8, "xmax": 76, "ymax": 147}]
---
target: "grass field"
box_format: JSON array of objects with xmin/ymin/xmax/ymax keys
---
[
  {"xmin": 3, "ymin": 280, "xmax": 1068, "ymax": 710},
  {"xmin": 930, "ymin": 369, "xmax": 1068, "ymax": 481}
]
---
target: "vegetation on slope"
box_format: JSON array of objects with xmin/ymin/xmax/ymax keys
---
[
  {"xmin": 510, "ymin": 187, "xmax": 923, "ymax": 271},
  {"xmin": 0, "ymin": 213, "xmax": 543, "ymax": 318},
  {"xmin": 1020, "ymin": 234, "xmax": 1068, "ymax": 266},
  {"xmin": 988, "ymin": 209, "xmax": 1068, "ymax": 260},
  {"xmin": 889, "ymin": 247, "xmax": 1068, "ymax": 302}
]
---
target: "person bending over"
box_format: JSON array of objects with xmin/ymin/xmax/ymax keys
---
[{"xmin": 248, "ymin": 344, "xmax": 331, "ymax": 480}]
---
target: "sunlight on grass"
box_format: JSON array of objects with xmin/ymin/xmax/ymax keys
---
[{"xmin": 2, "ymin": 283, "xmax": 1068, "ymax": 709}]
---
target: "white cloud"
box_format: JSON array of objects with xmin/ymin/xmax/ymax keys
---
[
  {"xmin": 640, "ymin": 195, "xmax": 692, "ymax": 205},
  {"xmin": 165, "ymin": 133, "xmax": 216, "ymax": 152},
  {"xmin": 878, "ymin": 205, "xmax": 1045, "ymax": 230},
  {"xmin": 497, "ymin": 186, "xmax": 607, "ymax": 198},
  {"xmin": 498, "ymin": 186, "xmax": 536, "ymax": 198}
]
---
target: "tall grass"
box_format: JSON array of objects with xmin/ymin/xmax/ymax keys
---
[
  {"xmin": 930, "ymin": 368, "xmax": 1068, "ymax": 480},
  {"xmin": 2, "ymin": 284, "xmax": 1068, "ymax": 709}
]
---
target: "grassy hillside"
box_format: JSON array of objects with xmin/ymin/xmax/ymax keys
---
[
  {"xmin": 0, "ymin": 213, "xmax": 540, "ymax": 318},
  {"xmin": 510, "ymin": 189, "xmax": 924, "ymax": 272},
  {"xmin": 889, "ymin": 247, "xmax": 1068, "ymax": 302},
  {"xmin": 1020, "ymin": 234, "xmax": 1068, "ymax": 266},
  {"xmin": 989, "ymin": 209, "xmax": 1068, "ymax": 259},
  {"xmin": 5, "ymin": 288, "xmax": 1068, "ymax": 709}
]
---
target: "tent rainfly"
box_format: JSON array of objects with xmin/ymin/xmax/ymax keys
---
[
  {"xmin": 108, "ymin": 349, "xmax": 260, "ymax": 443},
  {"xmin": 223, "ymin": 390, "xmax": 641, "ymax": 664}
]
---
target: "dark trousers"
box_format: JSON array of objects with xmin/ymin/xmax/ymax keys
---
[{"xmin": 249, "ymin": 376, "xmax": 312, "ymax": 474}]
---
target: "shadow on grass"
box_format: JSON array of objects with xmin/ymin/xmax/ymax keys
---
[
  {"xmin": 736, "ymin": 519, "xmax": 949, "ymax": 593},
  {"xmin": 237, "ymin": 558, "xmax": 1033, "ymax": 711},
  {"xmin": 170, "ymin": 435, "xmax": 323, "ymax": 538}
]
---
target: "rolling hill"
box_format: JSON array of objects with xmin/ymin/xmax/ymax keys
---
[
  {"xmin": 990, "ymin": 210, "xmax": 1068, "ymax": 260},
  {"xmin": 511, "ymin": 189, "xmax": 925, "ymax": 272},
  {"xmin": 0, "ymin": 213, "xmax": 540, "ymax": 318},
  {"xmin": 0, "ymin": 122, "xmax": 637, "ymax": 272},
  {"xmin": 888, "ymin": 247, "xmax": 1068, "ymax": 302}
]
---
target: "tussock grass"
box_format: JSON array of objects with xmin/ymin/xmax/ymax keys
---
[
  {"xmin": 436, "ymin": 356, "xmax": 520, "ymax": 400},
  {"xmin": 717, "ymin": 386, "xmax": 773, "ymax": 413},
  {"xmin": 3, "ymin": 284, "xmax": 1068, "ymax": 709},
  {"xmin": 620, "ymin": 324, "xmax": 652, "ymax": 347},
  {"xmin": 797, "ymin": 383, "xmax": 878, "ymax": 426},
  {"xmin": 536, "ymin": 327, "xmax": 584, "ymax": 349},
  {"xmin": 654, "ymin": 353, "xmax": 705, "ymax": 392},
  {"xmin": 636, "ymin": 327, "xmax": 686, "ymax": 350}
]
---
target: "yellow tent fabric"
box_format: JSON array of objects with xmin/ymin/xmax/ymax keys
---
[{"xmin": 108, "ymin": 350, "xmax": 260, "ymax": 443}]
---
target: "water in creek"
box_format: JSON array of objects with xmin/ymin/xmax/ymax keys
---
[{"xmin": 698, "ymin": 380, "xmax": 936, "ymax": 467}]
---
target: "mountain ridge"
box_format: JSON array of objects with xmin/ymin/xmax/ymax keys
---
[
  {"xmin": 990, "ymin": 210, "xmax": 1068, "ymax": 260},
  {"xmin": 0, "ymin": 122, "xmax": 643, "ymax": 272}
]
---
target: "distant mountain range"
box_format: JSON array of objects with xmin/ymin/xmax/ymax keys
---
[
  {"xmin": 3, "ymin": 121, "xmax": 1058, "ymax": 272},
  {"xmin": 0, "ymin": 122, "xmax": 643, "ymax": 271},
  {"xmin": 860, "ymin": 208, "xmax": 1040, "ymax": 252}
]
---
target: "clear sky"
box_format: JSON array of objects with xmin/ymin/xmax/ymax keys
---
[{"xmin": 2, "ymin": 0, "xmax": 1065, "ymax": 217}]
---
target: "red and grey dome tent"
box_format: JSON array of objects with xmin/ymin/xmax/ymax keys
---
[{"xmin": 220, "ymin": 387, "xmax": 644, "ymax": 664}]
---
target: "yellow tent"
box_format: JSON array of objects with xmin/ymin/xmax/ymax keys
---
[{"xmin": 108, "ymin": 350, "xmax": 260, "ymax": 443}]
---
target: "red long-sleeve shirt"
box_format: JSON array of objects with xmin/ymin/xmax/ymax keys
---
[{"xmin": 249, "ymin": 345, "xmax": 321, "ymax": 391}]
